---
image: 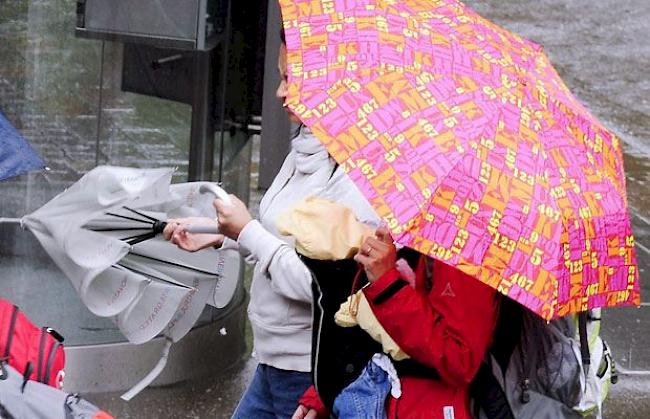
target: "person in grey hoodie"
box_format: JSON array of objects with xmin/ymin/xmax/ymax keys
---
[{"xmin": 163, "ymin": 38, "xmax": 378, "ymax": 419}]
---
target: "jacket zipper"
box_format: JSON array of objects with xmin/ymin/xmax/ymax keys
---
[{"xmin": 312, "ymin": 276, "xmax": 325, "ymax": 395}]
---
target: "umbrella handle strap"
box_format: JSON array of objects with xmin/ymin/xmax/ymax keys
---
[{"xmin": 120, "ymin": 338, "xmax": 173, "ymax": 401}]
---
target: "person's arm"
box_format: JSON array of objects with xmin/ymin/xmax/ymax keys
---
[
  {"xmin": 363, "ymin": 264, "xmax": 498, "ymax": 387},
  {"xmin": 215, "ymin": 196, "xmax": 313, "ymax": 303},
  {"xmin": 163, "ymin": 217, "xmax": 224, "ymax": 252},
  {"xmin": 293, "ymin": 385, "xmax": 328, "ymax": 419},
  {"xmin": 237, "ymin": 219, "xmax": 313, "ymax": 302},
  {"xmin": 355, "ymin": 227, "xmax": 498, "ymax": 387},
  {"xmin": 219, "ymin": 236, "xmax": 255, "ymax": 263}
]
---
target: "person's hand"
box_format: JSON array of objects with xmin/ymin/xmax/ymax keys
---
[
  {"xmin": 163, "ymin": 217, "xmax": 224, "ymax": 252},
  {"xmin": 213, "ymin": 194, "xmax": 253, "ymax": 240},
  {"xmin": 354, "ymin": 226, "xmax": 397, "ymax": 282},
  {"xmin": 291, "ymin": 405, "xmax": 319, "ymax": 419}
]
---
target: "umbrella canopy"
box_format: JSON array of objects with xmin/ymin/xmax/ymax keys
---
[
  {"xmin": 279, "ymin": 0, "xmax": 640, "ymax": 319},
  {"xmin": 14, "ymin": 166, "xmax": 239, "ymax": 345},
  {"xmin": 0, "ymin": 111, "xmax": 45, "ymax": 181}
]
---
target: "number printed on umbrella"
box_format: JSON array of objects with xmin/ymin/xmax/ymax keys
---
[
  {"xmin": 492, "ymin": 231, "xmax": 516, "ymax": 253},
  {"xmin": 355, "ymin": 158, "xmax": 378, "ymax": 179},
  {"xmin": 537, "ymin": 204, "xmax": 560, "ymax": 221},
  {"xmin": 508, "ymin": 273, "xmax": 533, "ymax": 292},
  {"xmin": 311, "ymin": 98, "xmax": 337, "ymax": 118},
  {"xmin": 463, "ymin": 200, "xmax": 479, "ymax": 215}
]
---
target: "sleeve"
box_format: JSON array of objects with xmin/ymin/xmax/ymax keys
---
[
  {"xmin": 237, "ymin": 219, "xmax": 313, "ymax": 303},
  {"xmin": 362, "ymin": 263, "xmax": 499, "ymax": 387},
  {"xmin": 298, "ymin": 385, "xmax": 328, "ymax": 419},
  {"xmin": 220, "ymin": 236, "xmax": 255, "ymax": 264}
]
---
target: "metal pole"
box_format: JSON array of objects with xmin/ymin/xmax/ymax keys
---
[
  {"xmin": 259, "ymin": 0, "xmax": 291, "ymax": 189},
  {"xmin": 94, "ymin": 40, "xmax": 105, "ymax": 166},
  {"xmin": 188, "ymin": 49, "xmax": 215, "ymax": 181},
  {"xmin": 216, "ymin": 0, "xmax": 233, "ymax": 183}
]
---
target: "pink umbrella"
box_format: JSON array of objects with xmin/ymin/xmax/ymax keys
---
[{"xmin": 279, "ymin": 0, "xmax": 640, "ymax": 319}]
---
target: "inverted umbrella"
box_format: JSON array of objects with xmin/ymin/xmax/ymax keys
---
[
  {"xmin": 0, "ymin": 110, "xmax": 45, "ymax": 180},
  {"xmin": 279, "ymin": 0, "xmax": 639, "ymax": 319},
  {"xmin": 1, "ymin": 166, "xmax": 241, "ymax": 398},
  {"xmin": 1, "ymin": 166, "xmax": 239, "ymax": 344}
]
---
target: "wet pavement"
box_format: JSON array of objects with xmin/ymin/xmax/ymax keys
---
[
  {"xmin": 86, "ymin": 358, "xmax": 257, "ymax": 419},
  {"xmin": 3, "ymin": 0, "xmax": 650, "ymax": 417}
]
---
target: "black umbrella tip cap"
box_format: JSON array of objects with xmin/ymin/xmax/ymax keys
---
[{"xmin": 153, "ymin": 220, "xmax": 167, "ymax": 234}]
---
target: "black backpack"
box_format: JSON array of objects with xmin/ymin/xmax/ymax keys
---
[{"xmin": 471, "ymin": 296, "xmax": 616, "ymax": 419}]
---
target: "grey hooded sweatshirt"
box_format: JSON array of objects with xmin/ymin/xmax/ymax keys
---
[{"xmin": 231, "ymin": 126, "xmax": 378, "ymax": 372}]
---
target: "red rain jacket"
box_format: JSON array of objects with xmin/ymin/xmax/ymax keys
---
[{"xmin": 300, "ymin": 258, "xmax": 499, "ymax": 419}]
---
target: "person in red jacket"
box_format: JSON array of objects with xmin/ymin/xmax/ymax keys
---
[{"xmin": 294, "ymin": 226, "xmax": 499, "ymax": 419}]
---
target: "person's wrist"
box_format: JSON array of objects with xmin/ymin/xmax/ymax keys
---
[
  {"xmin": 235, "ymin": 218, "xmax": 253, "ymax": 240},
  {"xmin": 211, "ymin": 234, "xmax": 225, "ymax": 250}
]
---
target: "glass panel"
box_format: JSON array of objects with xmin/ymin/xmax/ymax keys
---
[{"xmin": 0, "ymin": 0, "xmax": 192, "ymax": 345}]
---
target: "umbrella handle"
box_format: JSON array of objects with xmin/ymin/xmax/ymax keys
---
[
  {"xmin": 184, "ymin": 224, "xmax": 219, "ymax": 234},
  {"xmin": 180, "ymin": 184, "xmax": 231, "ymax": 234},
  {"xmin": 199, "ymin": 183, "xmax": 232, "ymax": 205}
]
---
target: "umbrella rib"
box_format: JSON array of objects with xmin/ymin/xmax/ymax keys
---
[
  {"xmin": 125, "ymin": 232, "xmax": 158, "ymax": 246},
  {"xmin": 128, "ymin": 252, "xmax": 218, "ymax": 277},
  {"xmin": 115, "ymin": 263, "xmax": 193, "ymax": 289},
  {"xmin": 119, "ymin": 232, "xmax": 154, "ymax": 242},
  {"xmin": 105, "ymin": 212, "xmax": 155, "ymax": 225},
  {"xmin": 122, "ymin": 206, "xmax": 160, "ymax": 223},
  {"xmin": 89, "ymin": 227, "xmax": 152, "ymax": 232}
]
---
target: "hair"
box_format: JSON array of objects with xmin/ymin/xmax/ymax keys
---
[{"xmin": 279, "ymin": 27, "xmax": 286, "ymax": 44}]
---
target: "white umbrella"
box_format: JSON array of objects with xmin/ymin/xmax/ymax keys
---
[{"xmin": 1, "ymin": 166, "xmax": 240, "ymax": 398}]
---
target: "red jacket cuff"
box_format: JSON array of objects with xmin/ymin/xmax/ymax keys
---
[
  {"xmin": 298, "ymin": 385, "xmax": 328, "ymax": 418},
  {"xmin": 363, "ymin": 267, "xmax": 409, "ymax": 304}
]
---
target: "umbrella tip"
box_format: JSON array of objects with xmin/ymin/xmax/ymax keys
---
[{"xmin": 153, "ymin": 220, "xmax": 167, "ymax": 234}]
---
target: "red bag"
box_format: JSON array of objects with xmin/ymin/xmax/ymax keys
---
[{"xmin": 0, "ymin": 298, "xmax": 65, "ymax": 389}]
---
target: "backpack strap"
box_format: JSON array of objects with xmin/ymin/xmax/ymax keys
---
[
  {"xmin": 578, "ymin": 311, "xmax": 591, "ymax": 376},
  {"xmin": 471, "ymin": 360, "xmax": 515, "ymax": 419},
  {"xmin": 36, "ymin": 327, "xmax": 48, "ymax": 382},
  {"xmin": 414, "ymin": 254, "xmax": 434, "ymax": 293},
  {"xmin": 21, "ymin": 362, "xmax": 33, "ymax": 393},
  {"xmin": 44, "ymin": 340, "xmax": 62, "ymax": 386},
  {"xmin": 3, "ymin": 305, "xmax": 19, "ymax": 358},
  {"xmin": 393, "ymin": 358, "xmax": 439, "ymax": 380},
  {"xmin": 329, "ymin": 162, "xmax": 339, "ymax": 180}
]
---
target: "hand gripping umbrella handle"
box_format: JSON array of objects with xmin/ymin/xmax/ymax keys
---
[{"xmin": 184, "ymin": 184, "xmax": 232, "ymax": 235}]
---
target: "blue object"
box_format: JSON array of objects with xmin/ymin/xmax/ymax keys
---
[
  {"xmin": 333, "ymin": 360, "xmax": 391, "ymax": 419},
  {"xmin": 0, "ymin": 110, "xmax": 44, "ymax": 180},
  {"xmin": 231, "ymin": 364, "xmax": 312, "ymax": 419}
]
